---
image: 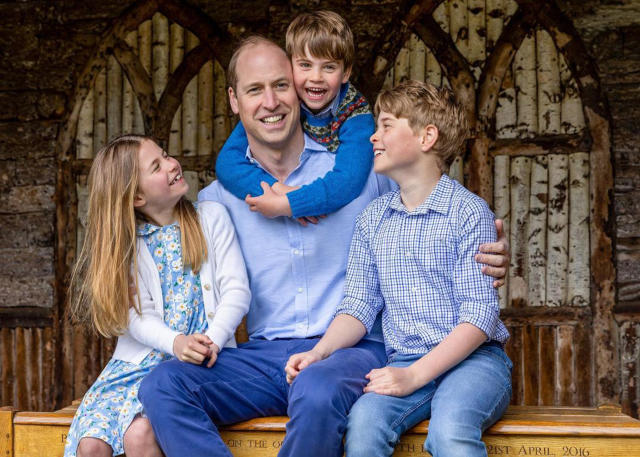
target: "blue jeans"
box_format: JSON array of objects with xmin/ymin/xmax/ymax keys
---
[
  {"xmin": 138, "ymin": 338, "xmax": 386, "ymax": 457},
  {"xmin": 345, "ymin": 343, "xmax": 513, "ymax": 457}
]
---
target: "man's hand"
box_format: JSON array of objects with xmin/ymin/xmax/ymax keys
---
[
  {"xmin": 476, "ymin": 219, "xmax": 510, "ymax": 288},
  {"xmin": 363, "ymin": 366, "xmax": 422, "ymax": 397},
  {"xmin": 285, "ymin": 349, "xmax": 324, "ymax": 384},
  {"xmin": 173, "ymin": 333, "xmax": 214, "ymax": 365},
  {"xmin": 245, "ymin": 182, "xmax": 292, "ymax": 218}
]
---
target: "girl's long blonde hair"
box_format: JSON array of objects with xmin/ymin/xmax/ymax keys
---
[{"xmin": 69, "ymin": 134, "xmax": 207, "ymax": 338}]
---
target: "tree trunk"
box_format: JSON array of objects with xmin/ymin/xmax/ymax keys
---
[{"xmin": 546, "ymin": 153, "xmax": 569, "ymax": 307}]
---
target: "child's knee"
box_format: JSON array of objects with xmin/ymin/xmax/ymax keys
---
[
  {"xmin": 76, "ymin": 437, "xmax": 111, "ymax": 457},
  {"xmin": 124, "ymin": 417, "xmax": 158, "ymax": 451}
]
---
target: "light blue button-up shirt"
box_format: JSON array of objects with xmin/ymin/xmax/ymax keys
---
[
  {"xmin": 199, "ymin": 135, "xmax": 393, "ymax": 341},
  {"xmin": 336, "ymin": 174, "xmax": 510, "ymax": 356}
]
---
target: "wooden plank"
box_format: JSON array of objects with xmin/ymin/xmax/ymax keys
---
[
  {"xmin": 182, "ymin": 31, "xmax": 199, "ymax": 156},
  {"xmin": 152, "ymin": 13, "xmax": 169, "ymax": 101},
  {"xmin": 122, "ymin": 31, "xmax": 137, "ymax": 134},
  {"xmin": 106, "ymin": 54, "xmax": 123, "ymax": 142},
  {"xmin": 508, "ymin": 156, "xmax": 531, "ymax": 307},
  {"xmin": 408, "ymin": 33, "xmax": 426, "ymax": 82},
  {"xmin": 92, "ymin": 68, "xmax": 107, "ymax": 151},
  {"xmin": 393, "ymin": 43, "xmax": 410, "ymax": 85},
  {"xmin": 556, "ymin": 325, "xmax": 577, "ymax": 405},
  {"xmin": 467, "ymin": 0, "xmax": 485, "ymax": 81},
  {"xmin": 568, "ymin": 152, "xmax": 590, "ymax": 306},
  {"xmin": 527, "ymin": 155, "xmax": 548, "ymax": 307},
  {"xmin": 197, "ymin": 60, "xmax": 214, "ymax": 156},
  {"xmin": 213, "ymin": 59, "xmax": 230, "ymax": 155},
  {"xmin": 538, "ymin": 326, "xmax": 555, "ymax": 406},
  {"xmin": 0, "ymin": 408, "xmax": 14, "ymax": 457},
  {"xmin": 536, "ymin": 28, "xmax": 561, "ymax": 134},
  {"xmin": 514, "ymin": 32, "xmax": 537, "ymax": 137},
  {"xmin": 168, "ymin": 22, "xmax": 184, "ymax": 156},
  {"xmin": 496, "ymin": 66, "xmax": 517, "ymax": 138},
  {"xmin": 75, "ymin": 88, "xmax": 94, "ymax": 159},
  {"xmin": 15, "ymin": 328, "xmax": 26, "ymax": 410},
  {"xmin": 507, "ymin": 325, "xmax": 524, "ymax": 405},
  {"xmin": 1, "ymin": 328, "xmax": 14, "ymax": 408},
  {"xmin": 523, "ymin": 325, "xmax": 539, "ymax": 405}
]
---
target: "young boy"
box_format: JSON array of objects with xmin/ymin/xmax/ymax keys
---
[
  {"xmin": 285, "ymin": 80, "xmax": 513, "ymax": 457},
  {"xmin": 215, "ymin": 10, "xmax": 374, "ymax": 221}
]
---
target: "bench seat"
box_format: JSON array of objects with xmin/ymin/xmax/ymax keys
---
[{"xmin": 2, "ymin": 404, "xmax": 640, "ymax": 456}]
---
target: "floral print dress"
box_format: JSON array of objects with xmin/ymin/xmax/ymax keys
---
[{"xmin": 64, "ymin": 221, "xmax": 208, "ymax": 456}]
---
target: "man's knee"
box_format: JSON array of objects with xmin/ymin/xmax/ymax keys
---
[{"xmin": 289, "ymin": 363, "xmax": 353, "ymax": 411}]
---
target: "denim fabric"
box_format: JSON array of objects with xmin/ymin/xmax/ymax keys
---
[
  {"xmin": 345, "ymin": 343, "xmax": 513, "ymax": 457},
  {"xmin": 138, "ymin": 338, "xmax": 386, "ymax": 457}
]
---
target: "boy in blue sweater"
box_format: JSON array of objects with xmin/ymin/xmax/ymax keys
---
[
  {"xmin": 215, "ymin": 10, "xmax": 374, "ymax": 221},
  {"xmin": 285, "ymin": 80, "xmax": 513, "ymax": 457}
]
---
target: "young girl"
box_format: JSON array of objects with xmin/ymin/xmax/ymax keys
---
[{"xmin": 64, "ymin": 134, "xmax": 251, "ymax": 457}]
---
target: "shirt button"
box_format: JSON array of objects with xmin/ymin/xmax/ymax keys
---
[
  {"xmin": 204, "ymin": 283, "xmax": 211, "ymax": 291},
  {"xmin": 297, "ymin": 287, "xmax": 304, "ymax": 293},
  {"xmin": 207, "ymin": 312, "xmax": 215, "ymax": 319}
]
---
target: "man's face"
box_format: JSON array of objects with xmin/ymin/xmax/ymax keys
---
[{"xmin": 228, "ymin": 43, "xmax": 301, "ymax": 152}]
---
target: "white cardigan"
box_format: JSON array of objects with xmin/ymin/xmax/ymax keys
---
[{"xmin": 111, "ymin": 201, "xmax": 251, "ymax": 365}]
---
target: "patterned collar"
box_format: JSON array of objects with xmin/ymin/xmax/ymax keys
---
[{"xmin": 388, "ymin": 174, "xmax": 454, "ymax": 215}]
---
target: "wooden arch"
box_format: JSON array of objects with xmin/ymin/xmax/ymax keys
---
[
  {"xmin": 53, "ymin": 0, "xmax": 237, "ymax": 406},
  {"xmin": 355, "ymin": 0, "xmax": 616, "ymax": 405}
]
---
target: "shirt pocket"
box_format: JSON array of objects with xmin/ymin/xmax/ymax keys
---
[{"xmin": 420, "ymin": 238, "xmax": 456, "ymax": 280}]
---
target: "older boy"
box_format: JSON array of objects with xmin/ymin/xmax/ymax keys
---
[
  {"xmin": 215, "ymin": 10, "xmax": 374, "ymax": 220},
  {"xmin": 285, "ymin": 80, "xmax": 512, "ymax": 457}
]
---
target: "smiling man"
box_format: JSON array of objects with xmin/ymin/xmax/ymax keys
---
[{"xmin": 138, "ymin": 36, "xmax": 509, "ymax": 457}]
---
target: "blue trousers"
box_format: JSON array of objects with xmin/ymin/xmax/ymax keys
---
[
  {"xmin": 138, "ymin": 338, "xmax": 386, "ymax": 457},
  {"xmin": 345, "ymin": 343, "xmax": 513, "ymax": 457}
]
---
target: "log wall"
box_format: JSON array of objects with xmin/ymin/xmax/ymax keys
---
[{"xmin": 0, "ymin": 0, "xmax": 638, "ymax": 417}]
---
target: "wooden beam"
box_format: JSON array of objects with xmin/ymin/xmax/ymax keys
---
[
  {"xmin": 490, "ymin": 134, "xmax": 590, "ymax": 157},
  {"xmin": 0, "ymin": 308, "xmax": 52, "ymax": 329}
]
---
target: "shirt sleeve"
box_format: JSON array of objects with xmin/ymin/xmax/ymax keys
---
[
  {"xmin": 286, "ymin": 112, "xmax": 375, "ymax": 218},
  {"xmin": 201, "ymin": 203, "xmax": 252, "ymax": 349},
  {"xmin": 454, "ymin": 198, "xmax": 501, "ymax": 339},
  {"xmin": 334, "ymin": 213, "xmax": 384, "ymax": 332},
  {"xmin": 214, "ymin": 121, "xmax": 277, "ymax": 199}
]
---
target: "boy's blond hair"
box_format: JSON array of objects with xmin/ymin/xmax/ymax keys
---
[
  {"xmin": 285, "ymin": 10, "xmax": 355, "ymax": 71},
  {"xmin": 375, "ymin": 80, "xmax": 469, "ymax": 172}
]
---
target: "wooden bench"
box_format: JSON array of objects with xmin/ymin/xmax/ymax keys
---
[{"xmin": 2, "ymin": 404, "xmax": 640, "ymax": 456}]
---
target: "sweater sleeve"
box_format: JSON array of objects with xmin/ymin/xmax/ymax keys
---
[
  {"xmin": 200, "ymin": 203, "xmax": 252, "ymax": 349},
  {"xmin": 127, "ymin": 271, "xmax": 181, "ymax": 356},
  {"xmin": 214, "ymin": 121, "xmax": 277, "ymax": 199},
  {"xmin": 286, "ymin": 112, "xmax": 374, "ymax": 218}
]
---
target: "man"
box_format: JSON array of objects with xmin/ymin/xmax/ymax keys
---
[{"xmin": 138, "ymin": 37, "xmax": 508, "ymax": 457}]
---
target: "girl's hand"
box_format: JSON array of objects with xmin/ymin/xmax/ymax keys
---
[
  {"xmin": 284, "ymin": 350, "xmax": 324, "ymax": 384},
  {"xmin": 206, "ymin": 342, "xmax": 220, "ymax": 368},
  {"xmin": 363, "ymin": 366, "xmax": 422, "ymax": 397},
  {"xmin": 173, "ymin": 333, "xmax": 213, "ymax": 365}
]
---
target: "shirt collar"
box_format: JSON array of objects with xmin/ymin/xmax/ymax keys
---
[
  {"xmin": 243, "ymin": 133, "xmax": 328, "ymax": 171},
  {"xmin": 389, "ymin": 174, "xmax": 454, "ymax": 215},
  {"xmin": 300, "ymin": 82, "xmax": 347, "ymax": 119}
]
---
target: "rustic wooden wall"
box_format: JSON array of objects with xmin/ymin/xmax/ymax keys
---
[{"xmin": 0, "ymin": 0, "xmax": 639, "ymax": 416}]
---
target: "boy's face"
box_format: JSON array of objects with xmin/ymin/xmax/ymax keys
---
[
  {"xmin": 370, "ymin": 111, "xmax": 426, "ymax": 177},
  {"xmin": 291, "ymin": 46, "xmax": 351, "ymax": 113}
]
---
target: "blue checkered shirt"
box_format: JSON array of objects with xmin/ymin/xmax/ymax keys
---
[{"xmin": 335, "ymin": 174, "xmax": 510, "ymax": 356}]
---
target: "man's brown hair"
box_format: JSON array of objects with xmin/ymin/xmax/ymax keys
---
[
  {"xmin": 375, "ymin": 80, "xmax": 469, "ymax": 172},
  {"xmin": 285, "ymin": 10, "xmax": 355, "ymax": 71}
]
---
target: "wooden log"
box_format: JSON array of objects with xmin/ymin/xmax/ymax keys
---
[
  {"xmin": 509, "ymin": 156, "xmax": 531, "ymax": 307},
  {"xmin": 183, "ymin": 170, "xmax": 199, "ymax": 202},
  {"xmin": 0, "ymin": 408, "xmax": 14, "ymax": 457},
  {"xmin": 514, "ymin": 32, "xmax": 537, "ymax": 137},
  {"xmin": 568, "ymin": 152, "xmax": 590, "ymax": 306},
  {"xmin": 15, "ymin": 328, "xmax": 26, "ymax": 409},
  {"xmin": 138, "ymin": 19, "xmax": 152, "ymax": 78},
  {"xmin": 382, "ymin": 65, "xmax": 394, "ymax": 90},
  {"xmin": 449, "ymin": 0, "xmax": 469, "ymax": 61},
  {"xmin": 152, "ymin": 13, "xmax": 169, "ymax": 101},
  {"xmin": 42, "ymin": 327, "xmax": 54, "ymax": 409},
  {"xmin": 1, "ymin": 327, "xmax": 14, "ymax": 407},
  {"xmin": 523, "ymin": 325, "xmax": 539, "ymax": 405},
  {"xmin": 197, "ymin": 60, "xmax": 214, "ymax": 156},
  {"xmin": 505, "ymin": 0, "xmax": 519, "ymax": 20},
  {"xmin": 493, "ymin": 154, "xmax": 510, "ymax": 309},
  {"xmin": 92, "ymin": 68, "xmax": 107, "ymax": 151},
  {"xmin": 432, "ymin": 1, "xmax": 449, "ymax": 33},
  {"xmin": 526, "ymin": 155, "xmax": 548, "ymax": 307},
  {"xmin": 23, "ymin": 329, "xmax": 35, "ymax": 411},
  {"xmin": 393, "ymin": 44, "xmax": 410, "ymax": 85},
  {"xmin": 496, "ymin": 66, "xmax": 517, "ymax": 138},
  {"xmin": 536, "ymin": 28, "xmax": 561, "ymax": 134},
  {"xmin": 168, "ymin": 23, "xmax": 184, "ymax": 156},
  {"xmin": 182, "ymin": 31, "xmax": 199, "ymax": 156},
  {"xmin": 106, "ymin": 55, "xmax": 122, "ymax": 142},
  {"xmin": 75, "ymin": 88, "xmax": 94, "ymax": 159},
  {"xmin": 408, "ymin": 33, "xmax": 425, "ymax": 82},
  {"xmin": 538, "ymin": 325, "xmax": 555, "ymax": 405},
  {"xmin": 556, "ymin": 324, "xmax": 577, "ymax": 405},
  {"xmin": 425, "ymin": 48, "xmax": 442, "ymax": 86},
  {"xmin": 486, "ymin": 0, "xmax": 505, "ymax": 51},
  {"xmin": 559, "ymin": 52, "xmax": 585, "ymax": 134},
  {"xmin": 213, "ymin": 59, "xmax": 230, "ymax": 154},
  {"xmin": 75, "ymin": 180, "xmax": 89, "ymax": 256},
  {"xmin": 122, "ymin": 31, "xmax": 137, "ymax": 134},
  {"xmin": 505, "ymin": 325, "xmax": 523, "ymax": 403},
  {"xmin": 467, "ymin": 0, "xmax": 486, "ymax": 81},
  {"xmin": 546, "ymin": 154, "xmax": 569, "ymax": 307}
]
